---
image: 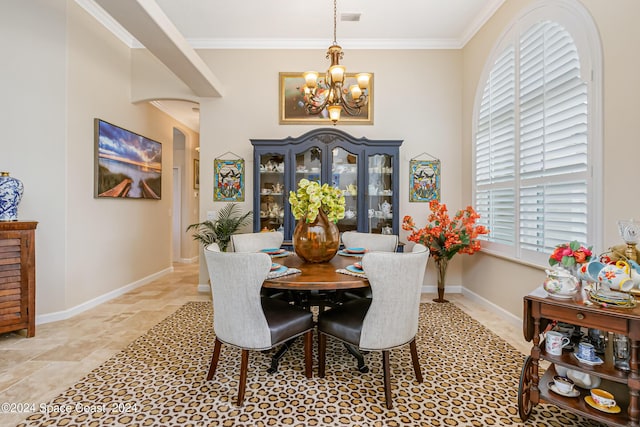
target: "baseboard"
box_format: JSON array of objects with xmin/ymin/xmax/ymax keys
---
[
  {"xmin": 421, "ymin": 285, "xmax": 462, "ymax": 294},
  {"xmin": 460, "ymin": 286, "xmax": 521, "ymax": 329},
  {"xmin": 197, "ymin": 283, "xmax": 210, "ymax": 293},
  {"xmin": 36, "ymin": 266, "xmax": 175, "ymax": 325},
  {"xmin": 176, "ymin": 256, "xmax": 199, "ymax": 264}
]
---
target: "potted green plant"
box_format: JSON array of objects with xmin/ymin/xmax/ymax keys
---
[{"xmin": 187, "ymin": 203, "xmax": 253, "ymax": 251}]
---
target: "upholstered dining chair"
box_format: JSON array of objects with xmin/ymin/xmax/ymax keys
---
[
  {"xmin": 341, "ymin": 231, "xmax": 398, "ymax": 252},
  {"xmin": 340, "ymin": 231, "xmax": 399, "ymax": 300},
  {"xmin": 203, "ymin": 243, "xmax": 314, "ymax": 406},
  {"xmin": 231, "ymin": 232, "xmax": 288, "ymax": 300},
  {"xmin": 230, "ymin": 231, "xmax": 284, "ymax": 253},
  {"xmin": 317, "ymin": 244, "xmax": 429, "ymax": 409}
]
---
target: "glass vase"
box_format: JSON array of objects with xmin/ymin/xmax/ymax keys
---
[
  {"xmin": 293, "ymin": 209, "xmax": 339, "ymax": 263},
  {"xmin": 434, "ymin": 257, "xmax": 449, "ymax": 303}
]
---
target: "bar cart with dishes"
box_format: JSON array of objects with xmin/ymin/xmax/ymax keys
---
[
  {"xmin": 251, "ymin": 128, "xmax": 402, "ymax": 240},
  {"xmin": 520, "ymin": 286, "xmax": 640, "ymax": 426}
]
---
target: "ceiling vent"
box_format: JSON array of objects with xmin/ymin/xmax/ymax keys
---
[{"xmin": 341, "ymin": 13, "xmax": 361, "ymax": 22}]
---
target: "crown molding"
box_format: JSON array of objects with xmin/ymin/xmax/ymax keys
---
[
  {"xmin": 185, "ymin": 37, "xmax": 463, "ymax": 50},
  {"xmin": 459, "ymin": 0, "xmax": 507, "ymax": 47},
  {"xmin": 78, "ymin": 0, "xmax": 505, "ymax": 51},
  {"xmin": 75, "ymin": 0, "xmax": 138, "ymax": 47}
]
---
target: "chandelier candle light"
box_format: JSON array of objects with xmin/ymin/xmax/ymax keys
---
[{"xmin": 301, "ymin": 0, "xmax": 371, "ymax": 124}]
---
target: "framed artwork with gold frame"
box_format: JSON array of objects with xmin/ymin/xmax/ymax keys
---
[{"xmin": 279, "ymin": 72, "xmax": 373, "ymax": 125}]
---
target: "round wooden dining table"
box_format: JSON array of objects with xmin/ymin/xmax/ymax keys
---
[
  {"xmin": 262, "ymin": 251, "xmax": 370, "ymax": 374},
  {"xmin": 263, "ymin": 252, "xmax": 369, "ymax": 291}
]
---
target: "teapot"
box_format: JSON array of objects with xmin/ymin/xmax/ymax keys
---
[
  {"xmin": 344, "ymin": 208, "xmax": 356, "ymax": 219},
  {"xmin": 379, "ymin": 201, "xmax": 392, "ymax": 215},
  {"xmin": 598, "ymin": 260, "xmax": 635, "ymax": 291},
  {"xmin": 543, "ymin": 266, "xmax": 579, "ymax": 297}
]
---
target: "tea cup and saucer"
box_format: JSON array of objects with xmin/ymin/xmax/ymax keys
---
[
  {"xmin": 585, "ymin": 388, "xmax": 621, "ymax": 413},
  {"xmin": 573, "ymin": 342, "xmax": 604, "ymax": 365},
  {"xmin": 548, "ymin": 376, "xmax": 579, "ymax": 397}
]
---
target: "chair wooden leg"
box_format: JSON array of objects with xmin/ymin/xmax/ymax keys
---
[
  {"xmin": 206, "ymin": 338, "xmax": 222, "ymax": 380},
  {"xmin": 382, "ymin": 350, "xmax": 392, "ymax": 409},
  {"xmin": 237, "ymin": 349, "xmax": 249, "ymax": 406},
  {"xmin": 318, "ymin": 331, "xmax": 326, "ymax": 378},
  {"xmin": 304, "ymin": 330, "xmax": 313, "ymax": 378},
  {"xmin": 409, "ymin": 338, "xmax": 423, "ymax": 383}
]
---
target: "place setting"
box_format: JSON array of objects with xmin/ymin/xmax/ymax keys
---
[
  {"xmin": 270, "ymin": 262, "xmax": 287, "ymax": 274},
  {"xmin": 337, "ymin": 247, "xmax": 367, "ymax": 257},
  {"xmin": 266, "ymin": 261, "xmax": 301, "ymax": 279},
  {"xmin": 260, "ymin": 247, "xmax": 291, "ymax": 258},
  {"xmin": 337, "ymin": 261, "xmax": 367, "ymax": 278},
  {"xmin": 345, "ymin": 261, "xmax": 364, "ymax": 274}
]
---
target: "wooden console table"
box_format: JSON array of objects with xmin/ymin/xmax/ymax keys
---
[
  {"xmin": 520, "ymin": 287, "xmax": 640, "ymax": 426},
  {"xmin": 0, "ymin": 221, "xmax": 37, "ymax": 337}
]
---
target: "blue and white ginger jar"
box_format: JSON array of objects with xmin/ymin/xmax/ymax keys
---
[{"xmin": 0, "ymin": 172, "xmax": 24, "ymax": 221}]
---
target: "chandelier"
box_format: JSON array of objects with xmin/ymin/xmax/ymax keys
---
[{"xmin": 301, "ymin": 0, "xmax": 371, "ymax": 124}]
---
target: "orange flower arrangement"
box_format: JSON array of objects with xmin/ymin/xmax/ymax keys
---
[
  {"xmin": 403, "ymin": 200, "xmax": 489, "ymax": 302},
  {"xmin": 402, "ymin": 200, "xmax": 489, "ymax": 262}
]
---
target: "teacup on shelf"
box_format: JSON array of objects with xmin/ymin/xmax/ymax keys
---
[
  {"xmin": 553, "ymin": 376, "xmax": 575, "ymax": 394},
  {"xmin": 591, "ymin": 389, "xmax": 616, "ymax": 408}
]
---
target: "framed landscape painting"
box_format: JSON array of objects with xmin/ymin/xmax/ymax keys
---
[
  {"xmin": 214, "ymin": 158, "xmax": 244, "ymax": 202},
  {"xmin": 409, "ymin": 159, "xmax": 440, "ymax": 202},
  {"xmin": 279, "ymin": 72, "xmax": 373, "ymax": 125},
  {"xmin": 94, "ymin": 119, "xmax": 162, "ymax": 199}
]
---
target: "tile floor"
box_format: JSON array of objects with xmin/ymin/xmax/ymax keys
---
[{"xmin": 0, "ymin": 262, "xmax": 530, "ymax": 425}]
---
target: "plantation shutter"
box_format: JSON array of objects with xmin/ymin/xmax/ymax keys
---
[
  {"xmin": 474, "ymin": 17, "xmax": 592, "ymax": 264},
  {"xmin": 475, "ymin": 46, "xmax": 516, "ymax": 245},
  {"xmin": 518, "ymin": 21, "xmax": 588, "ymax": 256}
]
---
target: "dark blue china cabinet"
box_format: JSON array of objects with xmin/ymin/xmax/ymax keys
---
[{"xmin": 250, "ymin": 128, "xmax": 402, "ymax": 240}]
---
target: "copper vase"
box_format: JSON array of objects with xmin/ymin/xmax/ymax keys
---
[{"xmin": 293, "ymin": 210, "xmax": 339, "ymax": 263}]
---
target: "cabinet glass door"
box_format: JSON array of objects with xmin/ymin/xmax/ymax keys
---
[
  {"xmin": 294, "ymin": 147, "xmax": 322, "ymax": 188},
  {"xmin": 331, "ymin": 147, "xmax": 358, "ymax": 233},
  {"xmin": 367, "ymin": 154, "xmax": 394, "ymax": 234},
  {"xmin": 258, "ymin": 154, "xmax": 285, "ymax": 232}
]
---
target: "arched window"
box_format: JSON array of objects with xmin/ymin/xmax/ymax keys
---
[{"xmin": 473, "ymin": 0, "xmax": 602, "ymax": 266}]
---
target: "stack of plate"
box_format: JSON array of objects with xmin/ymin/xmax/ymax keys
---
[{"xmin": 587, "ymin": 288, "xmax": 636, "ymax": 308}]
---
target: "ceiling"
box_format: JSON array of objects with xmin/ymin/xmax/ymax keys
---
[{"xmin": 79, "ymin": 0, "xmax": 506, "ymax": 131}]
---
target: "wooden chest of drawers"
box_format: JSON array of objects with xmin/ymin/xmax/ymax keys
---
[{"xmin": 0, "ymin": 221, "xmax": 37, "ymax": 337}]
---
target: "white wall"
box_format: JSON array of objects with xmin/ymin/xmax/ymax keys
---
[
  {"xmin": 460, "ymin": 0, "xmax": 640, "ymax": 318},
  {"xmin": 1, "ymin": 1, "xmax": 68, "ymax": 313},
  {"xmin": 1, "ymin": 0, "xmax": 201, "ymax": 317}
]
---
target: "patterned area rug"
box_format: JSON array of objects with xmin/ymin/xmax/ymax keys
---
[{"xmin": 17, "ymin": 302, "xmax": 601, "ymax": 426}]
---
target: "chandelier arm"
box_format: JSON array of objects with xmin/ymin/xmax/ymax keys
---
[
  {"xmin": 340, "ymin": 100, "xmax": 364, "ymax": 116},
  {"xmin": 338, "ymin": 91, "xmax": 368, "ymax": 114},
  {"xmin": 304, "ymin": 94, "xmax": 331, "ymax": 115}
]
